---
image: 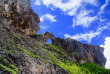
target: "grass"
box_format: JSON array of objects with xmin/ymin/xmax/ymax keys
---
[
  {"xmin": 10, "ymin": 64, "xmax": 18, "ymax": 73},
  {"xmin": 17, "ymin": 43, "xmax": 85, "ymax": 74},
  {"xmin": 4, "ymin": 59, "xmax": 8, "ymax": 63},
  {"xmin": 42, "ymin": 44, "xmax": 110, "ymax": 74},
  {"xmin": 49, "ymin": 44, "xmax": 64, "ymax": 52},
  {"xmin": 0, "ymin": 64, "xmax": 18, "ymax": 74},
  {"xmin": 12, "ymin": 34, "xmax": 21, "ymax": 40},
  {"xmin": 43, "ymin": 48, "xmax": 85, "ymax": 74},
  {"xmin": 80, "ymin": 62, "xmax": 110, "ymax": 74},
  {"xmin": 17, "ymin": 45, "xmax": 48, "ymax": 63}
]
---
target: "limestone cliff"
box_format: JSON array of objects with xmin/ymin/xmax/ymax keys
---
[
  {"xmin": 0, "ymin": 0, "xmax": 40, "ymax": 36},
  {"xmin": 0, "ymin": 0, "xmax": 109, "ymax": 74}
]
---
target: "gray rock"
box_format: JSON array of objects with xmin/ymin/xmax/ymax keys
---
[
  {"xmin": 52, "ymin": 38, "xmax": 106, "ymax": 67},
  {"xmin": 0, "ymin": 0, "xmax": 40, "ymax": 36}
]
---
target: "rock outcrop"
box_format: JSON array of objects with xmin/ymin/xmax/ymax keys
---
[
  {"xmin": 0, "ymin": 0, "xmax": 108, "ymax": 74},
  {"xmin": 52, "ymin": 38, "xmax": 106, "ymax": 67},
  {"xmin": 32, "ymin": 31, "xmax": 55, "ymax": 43},
  {"xmin": 0, "ymin": 0, "xmax": 40, "ymax": 35},
  {"xmin": 32, "ymin": 32, "xmax": 106, "ymax": 67}
]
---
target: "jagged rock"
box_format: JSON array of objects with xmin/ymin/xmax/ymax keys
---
[
  {"xmin": 33, "ymin": 31, "xmax": 55, "ymax": 43},
  {"xmin": 0, "ymin": 25, "xmax": 68, "ymax": 74},
  {"xmin": 0, "ymin": 0, "xmax": 40, "ymax": 35},
  {"xmin": 52, "ymin": 38, "xmax": 106, "ymax": 67}
]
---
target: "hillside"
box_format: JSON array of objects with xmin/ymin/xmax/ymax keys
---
[{"xmin": 0, "ymin": 0, "xmax": 110, "ymax": 74}]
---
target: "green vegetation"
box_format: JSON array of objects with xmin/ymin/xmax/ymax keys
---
[
  {"xmin": 42, "ymin": 44, "xmax": 110, "ymax": 74},
  {"xmin": 69, "ymin": 52, "xmax": 78, "ymax": 56},
  {"xmin": 49, "ymin": 44, "xmax": 64, "ymax": 51},
  {"xmin": 12, "ymin": 34, "xmax": 21, "ymax": 40},
  {"xmin": 1, "ymin": 36, "xmax": 109, "ymax": 74},
  {"xmin": 43, "ymin": 48, "xmax": 85, "ymax": 74},
  {"xmin": 4, "ymin": 59, "xmax": 8, "ymax": 63},
  {"xmin": 0, "ymin": 58, "xmax": 18, "ymax": 74},
  {"xmin": 0, "ymin": 64, "xmax": 18, "ymax": 74},
  {"xmin": 17, "ymin": 45, "xmax": 48, "ymax": 63},
  {"xmin": 10, "ymin": 64, "xmax": 18, "ymax": 73},
  {"xmin": 80, "ymin": 62, "xmax": 110, "ymax": 74}
]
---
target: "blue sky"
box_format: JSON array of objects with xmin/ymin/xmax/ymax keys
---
[{"xmin": 31, "ymin": 0, "xmax": 110, "ymax": 68}]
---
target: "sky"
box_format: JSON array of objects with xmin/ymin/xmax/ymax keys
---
[{"xmin": 31, "ymin": 0, "xmax": 110, "ymax": 69}]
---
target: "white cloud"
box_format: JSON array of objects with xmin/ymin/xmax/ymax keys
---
[
  {"xmin": 65, "ymin": 31, "xmax": 100, "ymax": 43},
  {"xmin": 64, "ymin": 25, "xmax": 110, "ymax": 43},
  {"xmin": 84, "ymin": 0, "xmax": 98, "ymax": 6},
  {"xmin": 35, "ymin": 0, "xmax": 41, "ymax": 5},
  {"xmin": 99, "ymin": 0, "xmax": 109, "ymax": 14},
  {"xmin": 73, "ymin": 10, "xmax": 97, "ymax": 28},
  {"xmin": 100, "ymin": 37, "xmax": 110, "ymax": 69},
  {"xmin": 35, "ymin": 0, "xmax": 99, "ymax": 28},
  {"xmin": 98, "ymin": 0, "xmax": 110, "ymax": 22},
  {"xmin": 40, "ymin": 14, "xmax": 56, "ymax": 22},
  {"xmin": 40, "ymin": 25, "xmax": 49, "ymax": 29},
  {"xmin": 36, "ymin": 0, "xmax": 98, "ymax": 16}
]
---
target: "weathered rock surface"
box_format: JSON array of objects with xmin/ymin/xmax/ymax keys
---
[
  {"xmin": 52, "ymin": 38, "xmax": 106, "ymax": 67},
  {"xmin": 0, "ymin": 23, "xmax": 68, "ymax": 74},
  {"xmin": 0, "ymin": 0, "xmax": 40, "ymax": 35},
  {"xmin": 32, "ymin": 31, "xmax": 55, "ymax": 43},
  {"xmin": 32, "ymin": 32, "xmax": 106, "ymax": 67}
]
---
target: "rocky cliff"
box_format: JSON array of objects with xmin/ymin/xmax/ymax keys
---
[
  {"xmin": 0, "ymin": 0, "xmax": 40, "ymax": 36},
  {"xmin": 0, "ymin": 0, "xmax": 109, "ymax": 74}
]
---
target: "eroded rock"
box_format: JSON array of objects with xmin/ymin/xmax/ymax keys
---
[
  {"xmin": 0, "ymin": 0, "xmax": 40, "ymax": 35},
  {"xmin": 52, "ymin": 38, "xmax": 106, "ymax": 67},
  {"xmin": 33, "ymin": 31, "xmax": 55, "ymax": 43}
]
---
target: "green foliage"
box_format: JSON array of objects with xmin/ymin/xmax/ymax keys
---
[
  {"xmin": 43, "ymin": 48, "xmax": 85, "ymax": 74},
  {"xmin": 0, "ymin": 64, "xmax": 18, "ymax": 74},
  {"xmin": 56, "ymin": 45, "xmax": 64, "ymax": 51},
  {"xmin": 80, "ymin": 62, "xmax": 110, "ymax": 74},
  {"xmin": 12, "ymin": 34, "xmax": 21, "ymax": 40},
  {"xmin": 49, "ymin": 44, "xmax": 64, "ymax": 52},
  {"xmin": 10, "ymin": 64, "xmax": 18, "ymax": 73},
  {"xmin": 42, "ymin": 44, "xmax": 110, "ymax": 74},
  {"xmin": 4, "ymin": 59, "xmax": 8, "ymax": 63},
  {"xmin": 69, "ymin": 52, "xmax": 78, "ymax": 56},
  {"xmin": 17, "ymin": 45, "xmax": 48, "ymax": 63}
]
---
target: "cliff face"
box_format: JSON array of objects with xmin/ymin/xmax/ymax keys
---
[
  {"xmin": 35, "ymin": 32, "xmax": 106, "ymax": 67},
  {"xmin": 0, "ymin": 0, "xmax": 108, "ymax": 74},
  {"xmin": 0, "ymin": 0, "xmax": 40, "ymax": 35},
  {"xmin": 52, "ymin": 38, "xmax": 106, "ymax": 67}
]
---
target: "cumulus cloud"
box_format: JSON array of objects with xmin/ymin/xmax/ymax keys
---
[
  {"xmin": 40, "ymin": 14, "xmax": 56, "ymax": 22},
  {"xmin": 35, "ymin": 0, "xmax": 41, "ymax": 5},
  {"xmin": 35, "ymin": 0, "xmax": 100, "ymax": 28},
  {"xmin": 100, "ymin": 37, "xmax": 110, "ymax": 69},
  {"xmin": 35, "ymin": 0, "xmax": 98, "ymax": 15},
  {"xmin": 73, "ymin": 10, "xmax": 97, "ymax": 28},
  {"xmin": 64, "ymin": 25, "xmax": 110, "ymax": 43}
]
